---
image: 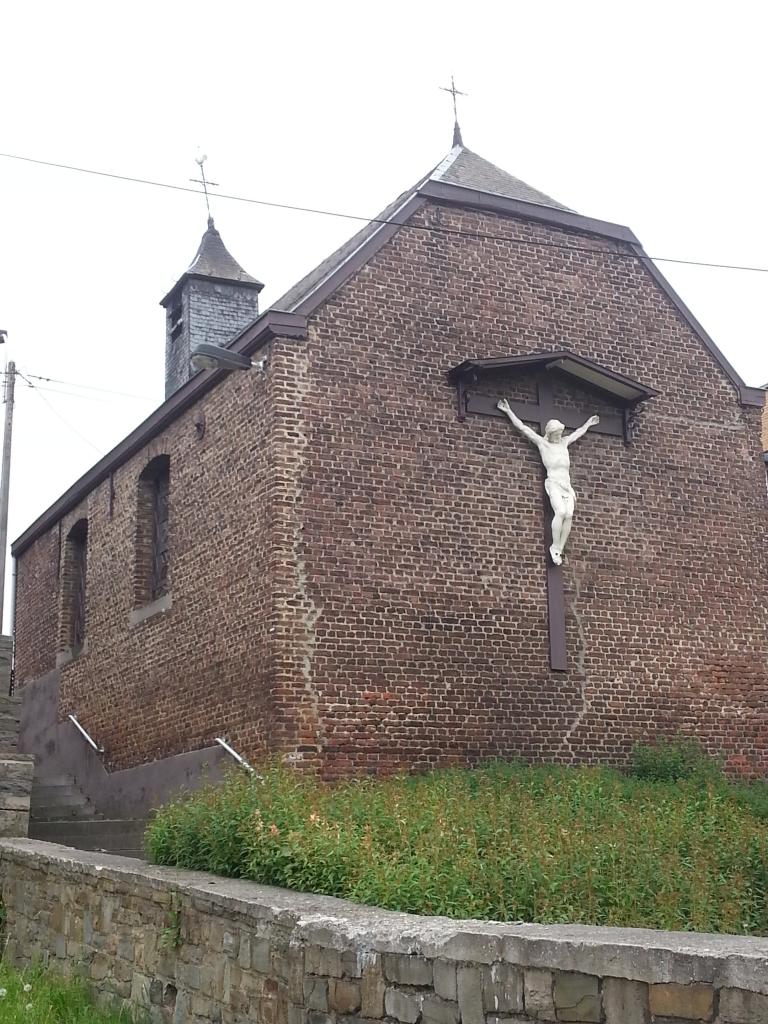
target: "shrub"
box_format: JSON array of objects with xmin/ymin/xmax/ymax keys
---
[
  {"xmin": 628, "ymin": 736, "xmax": 721, "ymax": 782},
  {"xmin": 146, "ymin": 760, "xmax": 768, "ymax": 935}
]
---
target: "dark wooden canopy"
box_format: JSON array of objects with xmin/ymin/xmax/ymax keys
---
[
  {"xmin": 449, "ymin": 350, "xmax": 659, "ymax": 447},
  {"xmin": 448, "ymin": 351, "xmax": 659, "ymax": 407}
]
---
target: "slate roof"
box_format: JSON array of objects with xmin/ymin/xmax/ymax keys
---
[
  {"xmin": 272, "ymin": 145, "xmax": 572, "ymax": 313},
  {"xmin": 188, "ymin": 217, "xmax": 263, "ymax": 286},
  {"xmin": 436, "ymin": 147, "xmax": 573, "ymax": 212},
  {"xmin": 162, "ymin": 218, "xmax": 263, "ymax": 306}
]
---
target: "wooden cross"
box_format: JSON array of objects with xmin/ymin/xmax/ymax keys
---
[
  {"xmin": 466, "ymin": 381, "xmax": 624, "ymax": 672},
  {"xmin": 449, "ymin": 354, "xmax": 655, "ymax": 673}
]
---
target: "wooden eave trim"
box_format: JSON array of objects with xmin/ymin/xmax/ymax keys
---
[
  {"xmin": 631, "ymin": 246, "xmax": 764, "ymax": 408},
  {"xmin": 12, "ymin": 310, "xmax": 308, "ymax": 557},
  {"xmin": 418, "ymin": 180, "xmax": 641, "ymax": 245},
  {"xmin": 292, "ymin": 194, "xmax": 428, "ymax": 317}
]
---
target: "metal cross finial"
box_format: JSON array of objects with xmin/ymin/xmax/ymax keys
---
[
  {"xmin": 439, "ymin": 75, "xmax": 467, "ymax": 146},
  {"xmin": 190, "ymin": 154, "xmax": 220, "ymax": 226}
]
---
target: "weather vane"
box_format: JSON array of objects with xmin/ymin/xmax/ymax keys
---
[
  {"xmin": 439, "ymin": 75, "xmax": 467, "ymax": 146},
  {"xmin": 190, "ymin": 154, "xmax": 219, "ymax": 225}
]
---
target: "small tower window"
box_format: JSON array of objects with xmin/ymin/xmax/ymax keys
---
[
  {"xmin": 135, "ymin": 456, "xmax": 171, "ymax": 606},
  {"xmin": 169, "ymin": 299, "xmax": 184, "ymax": 343},
  {"xmin": 60, "ymin": 518, "xmax": 88, "ymax": 655}
]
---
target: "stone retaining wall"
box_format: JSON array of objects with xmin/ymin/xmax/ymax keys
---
[
  {"xmin": 0, "ymin": 756, "xmax": 33, "ymax": 837},
  {"xmin": 2, "ymin": 839, "xmax": 768, "ymax": 1024}
]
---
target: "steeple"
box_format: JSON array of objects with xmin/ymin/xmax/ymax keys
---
[
  {"xmin": 183, "ymin": 217, "xmax": 263, "ymax": 288},
  {"xmin": 160, "ymin": 220, "xmax": 263, "ymax": 399}
]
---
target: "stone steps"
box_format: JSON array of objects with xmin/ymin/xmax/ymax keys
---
[
  {"xmin": 0, "ymin": 693, "xmax": 32, "ymax": 838},
  {"xmin": 30, "ymin": 780, "xmax": 100, "ymax": 820},
  {"xmin": 29, "ymin": 770, "xmax": 147, "ymax": 858},
  {"xmin": 0, "ymin": 694, "xmax": 22, "ymax": 753}
]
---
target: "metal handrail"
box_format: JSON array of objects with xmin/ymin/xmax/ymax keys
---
[
  {"xmin": 215, "ymin": 737, "xmax": 260, "ymax": 778},
  {"xmin": 68, "ymin": 714, "xmax": 104, "ymax": 753}
]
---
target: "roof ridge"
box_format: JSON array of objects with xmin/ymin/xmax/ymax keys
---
[{"xmin": 430, "ymin": 145, "xmax": 464, "ymax": 181}]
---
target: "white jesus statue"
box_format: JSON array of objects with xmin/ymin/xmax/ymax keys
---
[{"xmin": 497, "ymin": 398, "xmax": 599, "ymax": 566}]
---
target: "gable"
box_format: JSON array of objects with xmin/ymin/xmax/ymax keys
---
[
  {"xmin": 12, "ymin": 146, "xmax": 763, "ymax": 560},
  {"xmin": 271, "ymin": 160, "xmax": 761, "ymax": 410}
]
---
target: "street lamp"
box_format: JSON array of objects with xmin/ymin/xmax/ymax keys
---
[{"xmin": 190, "ymin": 343, "xmax": 261, "ymax": 373}]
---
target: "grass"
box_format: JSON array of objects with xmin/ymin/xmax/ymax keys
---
[
  {"xmin": 0, "ymin": 963, "xmax": 138, "ymax": 1023},
  {"xmin": 145, "ymin": 744, "xmax": 768, "ymax": 936}
]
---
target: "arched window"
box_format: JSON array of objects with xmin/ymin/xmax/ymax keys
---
[
  {"xmin": 135, "ymin": 456, "xmax": 170, "ymax": 606},
  {"xmin": 60, "ymin": 518, "xmax": 88, "ymax": 654}
]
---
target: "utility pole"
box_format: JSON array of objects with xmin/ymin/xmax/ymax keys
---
[{"xmin": 0, "ymin": 359, "xmax": 16, "ymax": 627}]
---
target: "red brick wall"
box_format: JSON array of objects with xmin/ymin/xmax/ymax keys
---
[
  {"xmin": 14, "ymin": 197, "xmax": 768, "ymax": 776},
  {"xmin": 282, "ymin": 202, "xmax": 768, "ymax": 777},
  {"xmin": 15, "ymin": 531, "xmax": 59, "ymax": 683},
  {"xmin": 15, "ymin": 357, "xmax": 287, "ymax": 768}
]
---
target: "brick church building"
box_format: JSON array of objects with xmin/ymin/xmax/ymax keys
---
[{"xmin": 11, "ymin": 132, "xmax": 768, "ymax": 797}]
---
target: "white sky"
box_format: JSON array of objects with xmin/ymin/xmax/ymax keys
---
[{"xmin": 2, "ymin": 0, "xmax": 767, "ymax": 628}]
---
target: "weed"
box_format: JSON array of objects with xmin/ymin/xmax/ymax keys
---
[
  {"xmin": 0, "ymin": 963, "xmax": 142, "ymax": 1022},
  {"xmin": 159, "ymin": 893, "xmax": 182, "ymax": 951},
  {"xmin": 145, "ymin": 758, "xmax": 768, "ymax": 935},
  {"xmin": 628, "ymin": 736, "xmax": 721, "ymax": 782}
]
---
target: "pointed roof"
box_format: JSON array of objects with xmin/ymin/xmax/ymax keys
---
[
  {"xmin": 272, "ymin": 144, "xmax": 573, "ymax": 313},
  {"xmin": 432, "ymin": 146, "xmax": 574, "ymax": 212},
  {"xmin": 161, "ymin": 218, "xmax": 263, "ymax": 306}
]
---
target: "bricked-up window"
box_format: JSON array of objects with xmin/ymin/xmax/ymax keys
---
[
  {"xmin": 60, "ymin": 519, "xmax": 88, "ymax": 654},
  {"xmin": 135, "ymin": 455, "xmax": 171, "ymax": 606}
]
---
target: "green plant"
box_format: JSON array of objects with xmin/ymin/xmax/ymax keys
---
[
  {"xmin": 145, "ymin": 759, "xmax": 768, "ymax": 935},
  {"xmin": 628, "ymin": 736, "xmax": 721, "ymax": 782},
  {"xmin": 159, "ymin": 893, "xmax": 182, "ymax": 951},
  {"xmin": 0, "ymin": 963, "xmax": 141, "ymax": 1022}
]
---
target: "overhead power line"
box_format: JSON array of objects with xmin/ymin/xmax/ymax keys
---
[
  {"xmin": 20, "ymin": 372, "xmax": 154, "ymax": 401},
  {"xmin": 15, "ymin": 382, "xmax": 144, "ymax": 403},
  {"xmin": 1, "ymin": 150, "xmax": 767, "ymax": 275},
  {"xmin": 16, "ymin": 371, "xmax": 104, "ymax": 455}
]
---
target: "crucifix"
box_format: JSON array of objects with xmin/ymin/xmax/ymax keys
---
[
  {"xmin": 497, "ymin": 377, "xmax": 598, "ymax": 671},
  {"xmin": 439, "ymin": 75, "xmax": 467, "ymax": 147},
  {"xmin": 190, "ymin": 154, "xmax": 220, "ymax": 225},
  {"xmin": 448, "ymin": 353, "xmax": 657, "ymax": 673}
]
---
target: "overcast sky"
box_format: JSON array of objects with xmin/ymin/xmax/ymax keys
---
[{"xmin": 2, "ymin": 0, "xmax": 767, "ymax": 627}]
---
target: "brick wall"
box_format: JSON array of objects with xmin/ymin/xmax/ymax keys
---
[
  {"xmin": 14, "ymin": 530, "xmax": 58, "ymax": 683},
  {"xmin": 12, "ymin": 195, "xmax": 768, "ymax": 775},
  {"xmin": 3, "ymin": 839, "xmax": 768, "ymax": 1024},
  {"xmin": 276, "ymin": 202, "xmax": 768, "ymax": 777},
  {"xmin": 15, "ymin": 344, "xmax": 292, "ymax": 768}
]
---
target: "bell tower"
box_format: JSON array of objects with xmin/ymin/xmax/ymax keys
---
[{"xmin": 160, "ymin": 218, "xmax": 263, "ymax": 398}]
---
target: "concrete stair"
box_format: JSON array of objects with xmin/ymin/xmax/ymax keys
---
[
  {"xmin": 29, "ymin": 772, "xmax": 147, "ymax": 858},
  {"xmin": 30, "ymin": 817, "xmax": 148, "ymax": 857}
]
